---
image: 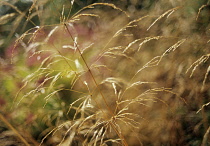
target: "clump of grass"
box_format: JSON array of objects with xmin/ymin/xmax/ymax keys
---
[
  {"xmin": 17, "ymin": 3, "xmax": 188, "ymax": 146},
  {"xmin": 0, "ymin": 0, "xmax": 209, "ymax": 145}
]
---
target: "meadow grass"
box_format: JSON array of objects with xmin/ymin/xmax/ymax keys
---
[{"xmin": 0, "ymin": 0, "xmax": 209, "ymax": 145}]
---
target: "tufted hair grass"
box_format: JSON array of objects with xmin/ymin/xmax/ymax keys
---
[{"xmin": 0, "ymin": 0, "xmax": 209, "ymax": 145}]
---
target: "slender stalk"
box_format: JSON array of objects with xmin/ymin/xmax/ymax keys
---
[
  {"xmin": 110, "ymin": 121, "xmax": 128, "ymax": 146},
  {"xmin": 0, "ymin": 113, "xmax": 31, "ymax": 146},
  {"xmin": 201, "ymin": 126, "xmax": 210, "ymax": 146},
  {"xmin": 51, "ymin": 41, "xmax": 107, "ymax": 117},
  {"xmin": 1, "ymin": 1, "xmax": 36, "ymax": 26},
  {"xmin": 64, "ymin": 23, "xmax": 128, "ymax": 145},
  {"xmin": 64, "ymin": 23, "xmax": 113, "ymax": 116}
]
